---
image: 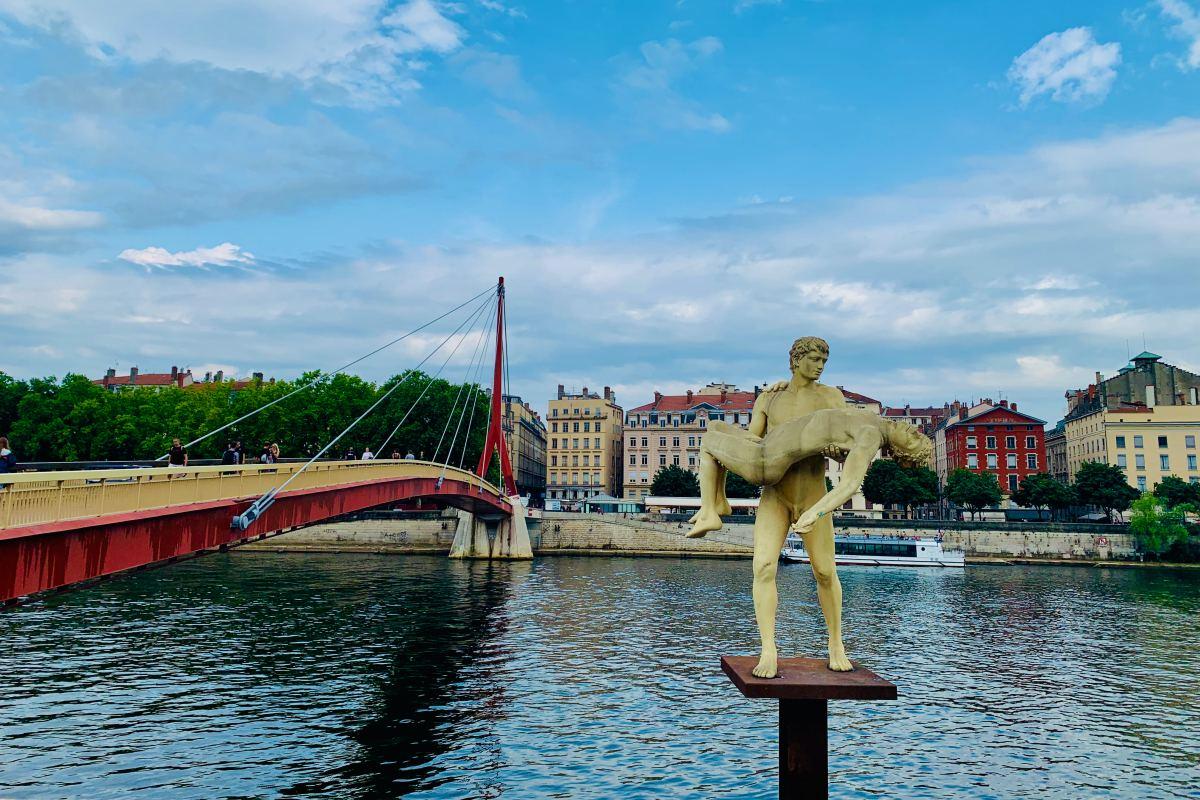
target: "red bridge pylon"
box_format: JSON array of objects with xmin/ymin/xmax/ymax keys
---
[{"xmin": 476, "ymin": 277, "xmax": 518, "ymax": 497}]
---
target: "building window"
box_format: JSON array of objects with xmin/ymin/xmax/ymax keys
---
[
  {"xmin": 551, "ymin": 455, "xmax": 558, "ymax": 466},
  {"xmin": 1025, "ymin": 436, "xmax": 1036, "ymax": 449},
  {"xmin": 1137, "ymin": 476, "xmax": 1147, "ymax": 492},
  {"xmin": 1186, "ymin": 435, "xmax": 1196, "ymax": 448},
  {"xmin": 986, "ymin": 453, "xmax": 997, "ymax": 469},
  {"xmin": 1027, "ymin": 453, "xmax": 1037, "ymax": 469},
  {"xmin": 1117, "ymin": 454, "xmax": 1127, "ymax": 468},
  {"xmin": 688, "ymin": 436, "xmax": 696, "ymax": 447},
  {"xmin": 659, "ymin": 454, "xmax": 666, "ymax": 466},
  {"xmin": 639, "ymin": 437, "xmax": 647, "ymax": 448},
  {"xmin": 572, "ymin": 456, "xmax": 579, "ymax": 466},
  {"xmin": 551, "ymin": 438, "xmax": 558, "ymax": 449},
  {"xmin": 672, "ymin": 455, "xmax": 680, "ymax": 466},
  {"xmin": 1160, "ymin": 455, "xmax": 1170, "ymax": 470},
  {"xmin": 670, "ymin": 436, "xmax": 678, "ymax": 447},
  {"xmin": 1134, "ymin": 435, "xmax": 1143, "ymax": 448},
  {"xmin": 582, "ymin": 421, "xmax": 590, "ymax": 432},
  {"xmin": 583, "ymin": 455, "xmax": 591, "ymax": 466},
  {"xmin": 1008, "ymin": 475, "xmax": 1018, "ymax": 492},
  {"xmin": 640, "ymin": 455, "xmax": 648, "ymax": 466},
  {"xmin": 629, "ymin": 438, "xmax": 636, "ymax": 448},
  {"xmin": 966, "ymin": 436, "xmax": 977, "ymax": 448},
  {"xmin": 595, "ymin": 422, "xmax": 602, "ymax": 433},
  {"xmin": 1006, "ymin": 453, "xmax": 1017, "ymax": 469},
  {"xmin": 629, "ymin": 454, "xmax": 636, "ymax": 465},
  {"xmin": 986, "ymin": 436, "xmax": 997, "ymax": 449},
  {"xmin": 1135, "ymin": 454, "xmax": 1145, "ymax": 470},
  {"xmin": 672, "ymin": 417, "xmax": 680, "ymax": 428},
  {"xmin": 1115, "ymin": 435, "xmax": 1125, "ymax": 448},
  {"xmin": 574, "ymin": 408, "xmax": 580, "ymax": 416},
  {"xmin": 552, "ymin": 409, "xmax": 558, "ymax": 417},
  {"xmin": 1158, "ymin": 435, "xmax": 1168, "ymax": 448},
  {"xmin": 1188, "ymin": 454, "xmax": 1197, "ymax": 471},
  {"xmin": 688, "ymin": 455, "xmax": 696, "ymax": 466},
  {"xmin": 967, "ymin": 454, "xmax": 979, "ymax": 468},
  {"xmin": 1006, "ymin": 436, "xmax": 1016, "ymax": 449},
  {"xmin": 659, "ymin": 436, "xmax": 667, "ymax": 447}
]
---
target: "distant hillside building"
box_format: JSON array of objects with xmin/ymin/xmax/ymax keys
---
[
  {"xmin": 94, "ymin": 366, "xmax": 273, "ymax": 392},
  {"xmin": 933, "ymin": 399, "xmax": 1047, "ymax": 496},
  {"xmin": 1062, "ymin": 352, "xmax": 1200, "ymax": 489}
]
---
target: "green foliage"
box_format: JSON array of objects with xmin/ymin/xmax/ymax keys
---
[
  {"xmin": 1011, "ymin": 472, "xmax": 1076, "ymax": 520},
  {"xmin": 0, "ymin": 369, "xmax": 491, "ymax": 466},
  {"xmin": 1153, "ymin": 475, "xmax": 1200, "ymax": 510},
  {"xmin": 1129, "ymin": 494, "xmax": 1192, "ymax": 560},
  {"xmin": 651, "ymin": 464, "xmax": 700, "ymax": 497},
  {"xmin": 945, "ymin": 468, "xmax": 1003, "ymax": 520},
  {"xmin": 861, "ymin": 460, "xmax": 938, "ymax": 515},
  {"xmin": 724, "ymin": 470, "xmax": 761, "ymax": 499},
  {"xmin": 1073, "ymin": 460, "xmax": 1141, "ymax": 522}
]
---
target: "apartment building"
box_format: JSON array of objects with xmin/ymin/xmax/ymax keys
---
[{"xmin": 545, "ymin": 385, "xmax": 623, "ymax": 501}]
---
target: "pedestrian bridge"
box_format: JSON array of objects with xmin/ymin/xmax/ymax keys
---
[{"xmin": 0, "ymin": 460, "xmax": 514, "ymax": 604}]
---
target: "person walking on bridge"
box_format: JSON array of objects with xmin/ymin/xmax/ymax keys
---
[
  {"xmin": 168, "ymin": 438, "xmax": 188, "ymax": 468},
  {"xmin": 361, "ymin": 447, "xmax": 375, "ymax": 460},
  {"xmin": 0, "ymin": 436, "xmax": 16, "ymax": 474}
]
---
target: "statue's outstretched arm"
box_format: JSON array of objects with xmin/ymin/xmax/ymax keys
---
[{"xmin": 791, "ymin": 442, "xmax": 877, "ymax": 533}]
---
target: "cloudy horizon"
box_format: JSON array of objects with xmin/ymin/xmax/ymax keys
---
[{"xmin": 2, "ymin": 0, "xmax": 1199, "ymax": 426}]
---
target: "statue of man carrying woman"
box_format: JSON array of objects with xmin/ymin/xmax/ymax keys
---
[{"xmin": 686, "ymin": 337, "xmax": 932, "ymax": 677}]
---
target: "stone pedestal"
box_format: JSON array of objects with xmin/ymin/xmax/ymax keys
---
[
  {"xmin": 721, "ymin": 656, "xmax": 897, "ymax": 800},
  {"xmin": 447, "ymin": 499, "xmax": 533, "ymax": 560}
]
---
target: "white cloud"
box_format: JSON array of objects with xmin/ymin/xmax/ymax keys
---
[
  {"xmin": 0, "ymin": 197, "xmax": 102, "ymax": 230},
  {"xmin": 734, "ymin": 0, "xmax": 782, "ymax": 13},
  {"xmin": 617, "ymin": 37, "xmax": 730, "ymax": 132},
  {"xmin": 117, "ymin": 242, "xmax": 256, "ymax": 269},
  {"xmin": 1158, "ymin": 0, "xmax": 1200, "ymax": 69},
  {"xmin": 0, "ymin": 0, "xmax": 465, "ymax": 104},
  {"xmin": 1008, "ymin": 27, "xmax": 1121, "ymax": 106},
  {"xmin": 478, "ymin": 0, "xmax": 525, "ymax": 18}
]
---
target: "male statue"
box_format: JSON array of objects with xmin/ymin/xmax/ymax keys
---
[{"xmin": 687, "ymin": 336, "xmax": 849, "ymax": 677}]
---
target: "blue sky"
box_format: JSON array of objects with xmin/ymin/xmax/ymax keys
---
[{"xmin": 1, "ymin": 0, "xmax": 1199, "ymax": 425}]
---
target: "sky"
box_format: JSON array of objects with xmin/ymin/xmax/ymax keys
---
[{"xmin": 1, "ymin": 0, "xmax": 1199, "ymax": 426}]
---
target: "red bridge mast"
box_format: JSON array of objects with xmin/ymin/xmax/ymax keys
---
[{"xmin": 476, "ymin": 277, "xmax": 518, "ymax": 497}]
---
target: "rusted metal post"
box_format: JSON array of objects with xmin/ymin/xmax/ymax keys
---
[{"xmin": 721, "ymin": 656, "xmax": 897, "ymax": 800}]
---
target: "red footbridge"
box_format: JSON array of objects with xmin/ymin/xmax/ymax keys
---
[{"xmin": 0, "ymin": 280, "xmax": 526, "ymax": 605}]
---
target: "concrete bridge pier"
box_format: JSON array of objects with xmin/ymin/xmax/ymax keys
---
[{"xmin": 448, "ymin": 500, "xmax": 533, "ymax": 560}]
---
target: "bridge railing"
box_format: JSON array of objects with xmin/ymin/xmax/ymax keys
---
[{"xmin": 0, "ymin": 460, "xmax": 504, "ymax": 531}]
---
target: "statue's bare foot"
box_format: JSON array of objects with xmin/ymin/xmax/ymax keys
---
[
  {"xmin": 828, "ymin": 644, "xmax": 853, "ymax": 672},
  {"xmin": 686, "ymin": 509, "xmax": 722, "ymax": 538},
  {"xmin": 716, "ymin": 498, "xmax": 733, "ymax": 517},
  {"xmin": 752, "ymin": 648, "xmax": 778, "ymax": 678},
  {"xmin": 687, "ymin": 510, "xmax": 700, "ymax": 524}
]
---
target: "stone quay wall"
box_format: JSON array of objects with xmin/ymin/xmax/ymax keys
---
[{"xmin": 247, "ymin": 510, "xmax": 1136, "ymax": 562}]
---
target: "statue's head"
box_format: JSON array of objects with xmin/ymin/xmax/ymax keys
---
[
  {"xmin": 789, "ymin": 336, "xmax": 829, "ymax": 380},
  {"xmin": 883, "ymin": 421, "xmax": 933, "ymax": 468}
]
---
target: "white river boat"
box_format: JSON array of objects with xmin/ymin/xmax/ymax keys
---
[{"xmin": 781, "ymin": 533, "xmax": 965, "ymax": 568}]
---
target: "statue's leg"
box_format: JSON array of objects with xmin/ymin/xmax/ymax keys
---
[
  {"xmin": 686, "ymin": 449, "xmax": 724, "ymax": 538},
  {"xmin": 800, "ymin": 483, "xmax": 851, "ymax": 671},
  {"xmin": 751, "ymin": 488, "xmax": 791, "ymax": 678}
]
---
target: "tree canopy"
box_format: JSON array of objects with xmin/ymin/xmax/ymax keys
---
[
  {"xmin": 651, "ymin": 464, "xmax": 700, "ymax": 497},
  {"xmin": 1153, "ymin": 475, "xmax": 1200, "ymax": 510},
  {"xmin": 861, "ymin": 459, "xmax": 938, "ymax": 515},
  {"xmin": 1129, "ymin": 494, "xmax": 1192, "ymax": 560},
  {"xmin": 1074, "ymin": 461, "xmax": 1141, "ymax": 522},
  {"xmin": 0, "ymin": 369, "xmax": 490, "ymax": 466},
  {"xmin": 1011, "ymin": 472, "xmax": 1076, "ymax": 520},
  {"xmin": 946, "ymin": 468, "xmax": 1003, "ymax": 520}
]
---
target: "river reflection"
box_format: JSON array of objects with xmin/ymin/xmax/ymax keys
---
[{"xmin": 1, "ymin": 555, "xmax": 1197, "ymax": 799}]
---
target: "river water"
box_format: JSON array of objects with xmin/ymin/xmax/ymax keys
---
[{"xmin": 1, "ymin": 554, "xmax": 1197, "ymax": 799}]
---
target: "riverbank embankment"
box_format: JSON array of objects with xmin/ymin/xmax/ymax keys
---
[{"xmin": 232, "ymin": 510, "xmax": 1186, "ymax": 567}]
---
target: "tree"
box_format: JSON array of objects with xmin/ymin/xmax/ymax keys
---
[
  {"xmin": 724, "ymin": 470, "xmax": 761, "ymax": 499},
  {"xmin": 1073, "ymin": 461, "xmax": 1140, "ymax": 522},
  {"xmin": 945, "ymin": 468, "xmax": 1003, "ymax": 520},
  {"xmin": 1011, "ymin": 473, "xmax": 1075, "ymax": 520},
  {"xmin": 1153, "ymin": 475, "xmax": 1200, "ymax": 511},
  {"xmin": 651, "ymin": 464, "xmax": 700, "ymax": 497},
  {"xmin": 1129, "ymin": 494, "xmax": 1191, "ymax": 560},
  {"xmin": 861, "ymin": 460, "xmax": 938, "ymax": 516}
]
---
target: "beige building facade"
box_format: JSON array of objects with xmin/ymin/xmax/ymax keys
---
[
  {"xmin": 1062, "ymin": 352, "xmax": 1200, "ymax": 489},
  {"xmin": 545, "ymin": 385, "xmax": 623, "ymax": 502},
  {"xmin": 502, "ymin": 394, "xmax": 547, "ymax": 500}
]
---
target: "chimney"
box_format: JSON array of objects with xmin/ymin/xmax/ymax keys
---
[
  {"xmin": 1010, "ymin": 402, "xmax": 1018, "ymax": 411},
  {"xmin": 754, "ymin": 385, "xmax": 761, "ymax": 397},
  {"xmin": 1095, "ymin": 371, "xmax": 1102, "ymax": 386},
  {"xmin": 720, "ymin": 388, "xmax": 728, "ymax": 403},
  {"xmin": 204, "ymin": 371, "xmax": 213, "ymax": 382},
  {"xmin": 214, "ymin": 370, "xmax": 224, "ymax": 382},
  {"xmin": 582, "ymin": 386, "xmax": 589, "ymax": 398},
  {"xmin": 603, "ymin": 385, "xmax": 611, "ymax": 400},
  {"xmin": 1087, "ymin": 384, "xmax": 1096, "ymax": 399},
  {"xmin": 686, "ymin": 389, "xmax": 694, "ymax": 403},
  {"xmin": 253, "ymin": 371, "xmax": 264, "ymax": 382},
  {"xmin": 557, "ymin": 384, "xmax": 564, "ymax": 400},
  {"xmin": 171, "ymin": 366, "xmax": 178, "ymax": 379},
  {"xmin": 269, "ymin": 377, "xmax": 275, "ymax": 384},
  {"xmin": 654, "ymin": 391, "xmax": 663, "ymax": 405},
  {"xmin": 999, "ymin": 399, "xmax": 1009, "ymax": 408},
  {"xmin": 129, "ymin": 367, "xmax": 138, "ymax": 385}
]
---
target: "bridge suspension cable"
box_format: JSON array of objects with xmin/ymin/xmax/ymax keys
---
[
  {"xmin": 231, "ymin": 290, "xmax": 497, "ymax": 531},
  {"xmin": 161, "ymin": 282, "xmax": 498, "ymax": 461}
]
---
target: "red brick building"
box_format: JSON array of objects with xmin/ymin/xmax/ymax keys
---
[{"xmin": 935, "ymin": 400, "xmax": 1047, "ymax": 496}]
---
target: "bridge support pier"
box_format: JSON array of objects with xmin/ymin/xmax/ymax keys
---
[{"xmin": 448, "ymin": 502, "xmax": 533, "ymax": 560}]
